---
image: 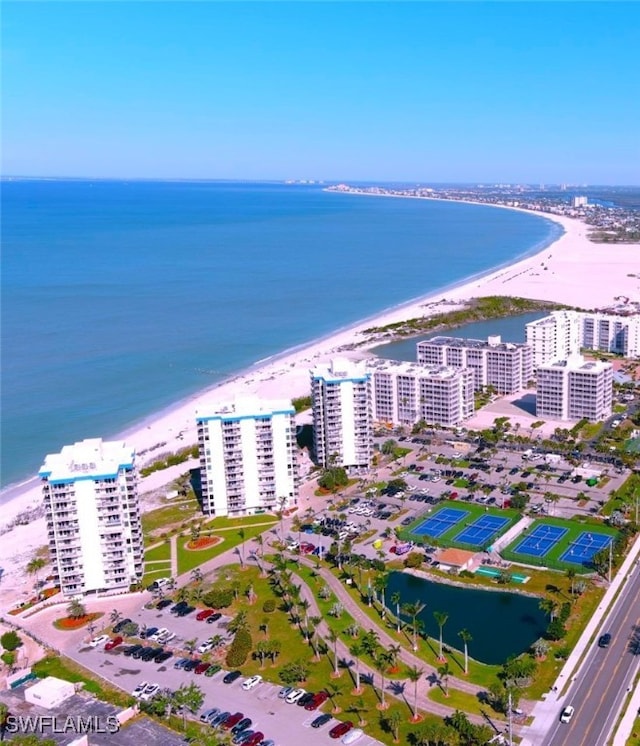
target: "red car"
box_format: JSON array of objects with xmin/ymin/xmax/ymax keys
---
[
  {"xmin": 196, "ymin": 609, "xmax": 215, "ymax": 621},
  {"xmin": 104, "ymin": 636, "xmax": 123, "ymax": 651},
  {"xmin": 450, "ymin": 492, "xmax": 458, "ymax": 500},
  {"xmin": 299, "ymin": 542, "xmax": 315, "ymax": 555},
  {"xmin": 243, "ymin": 733, "xmax": 264, "ymax": 746},
  {"xmin": 222, "ymin": 712, "xmax": 244, "ymax": 730},
  {"xmin": 305, "ymin": 690, "xmax": 329, "ymax": 711},
  {"xmin": 194, "ymin": 662, "xmax": 211, "ymax": 675},
  {"xmin": 329, "ymin": 721, "xmax": 353, "ymax": 739}
]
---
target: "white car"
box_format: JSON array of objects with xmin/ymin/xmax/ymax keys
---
[
  {"xmin": 560, "ymin": 705, "xmax": 574, "ymax": 724},
  {"xmin": 242, "ymin": 674, "xmax": 263, "ymax": 691},
  {"xmin": 157, "ymin": 630, "xmax": 175, "ymax": 643},
  {"xmin": 285, "ymin": 688, "xmax": 306, "ymax": 704},
  {"xmin": 342, "ymin": 729, "xmax": 364, "ymax": 744},
  {"xmin": 198, "ymin": 639, "xmax": 216, "ymax": 654},
  {"xmin": 89, "ymin": 634, "xmax": 110, "ymax": 648},
  {"xmin": 139, "ymin": 683, "xmax": 160, "ymax": 702},
  {"xmin": 287, "ymin": 541, "xmax": 299, "ymax": 551},
  {"xmin": 149, "ymin": 627, "xmax": 169, "ymax": 642},
  {"xmin": 132, "ymin": 681, "xmax": 149, "ymax": 698}
]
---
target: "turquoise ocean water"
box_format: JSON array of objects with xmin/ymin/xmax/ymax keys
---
[{"xmin": 1, "ymin": 180, "xmax": 562, "ymax": 491}]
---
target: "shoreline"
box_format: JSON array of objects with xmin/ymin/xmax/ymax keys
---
[{"xmin": 1, "ymin": 198, "xmax": 638, "ymax": 604}]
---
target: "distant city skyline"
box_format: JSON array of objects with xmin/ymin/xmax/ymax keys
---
[{"xmin": 3, "ymin": 2, "xmax": 639, "ymax": 184}]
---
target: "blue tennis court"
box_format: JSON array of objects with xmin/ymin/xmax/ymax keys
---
[
  {"xmin": 513, "ymin": 524, "xmax": 568, "ymax": 558},
  {"xmin": 454, "ymin": 515, "xmax": 510, "ymax": 546},
  {"xmin": 560, "ymin": 531, "xmax": 613, "ymax": 565},
  {"xmin": 413, "ymin": 508, "xmax": 469, "ymax": 538}
]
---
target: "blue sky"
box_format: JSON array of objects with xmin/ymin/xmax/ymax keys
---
[{"xmin": 3, "ymin": 2, "xmax": 639, "ymax": 183}]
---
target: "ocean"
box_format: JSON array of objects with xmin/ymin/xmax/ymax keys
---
[{"xmin": 1, "ymin": 180, "xmax": 562, "ymax": 490}]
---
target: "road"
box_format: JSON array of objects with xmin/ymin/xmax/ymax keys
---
[{"xmin": 543, "ymin": 563, "xmax": 640, "ymax": 746}]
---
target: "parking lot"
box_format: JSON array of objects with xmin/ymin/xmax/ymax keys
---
[{"xmin": 71, "ymin": 636, "xmax": 383, "ymax": 746}]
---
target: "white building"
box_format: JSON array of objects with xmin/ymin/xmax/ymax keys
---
[
  {"xmin": 197, "ymin": 398, "xmax": 298, "ymax": 517},
  {"xmin": 572, "ymin": 195, "xmax": 588, "ymax": 207},
  {"xmin": 311, "ymin": 358, "xmax": 373, "ymax": 472},
  {"xmin": 536, "ymin": 354, "xmax": 613, "ymax": 421},
  {"xmin": 369, "ymin": 360, "xmax": 474, "ymax": 428},
  {"xmin": 39, "ymin": 438, "xmax": 143, "ymax": 597},
  {"xmin": 526, "ymin": 310, "xmax": 640, "ymax": 364},
  {"xmin": 416, "ymin": 335, "xmax": 533, "ymax": 394}
]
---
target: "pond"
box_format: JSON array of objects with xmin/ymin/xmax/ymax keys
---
[
  {"xmin": 386, "ymin": 570, "xmax": 547, "ymax": 665},
  {"xmin": 372, "ymin": 311, "xmax": 548, "ymax": 362}
]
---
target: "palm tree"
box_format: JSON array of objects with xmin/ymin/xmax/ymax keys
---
[
  {"xmin": 374, "ymin": 651, "xmax": 392, "ymax": 709},
  {"xmin": 26, "ymin": 557, "xmax": 46, "ymax": 596},
  {"xmin": 387, "ymin": 643, "xmax": 402, "ymax": 672},
  {"xmin": 405, "ymin": 664, "xmax": 424, "ymax": 721},
  {"xmin": 386, "ymin": 708, "xmax": 403, "ymax": 743},
  {"xmin": 539, "ymin": 597, "xmax": 558, "ymax": 620},
  {"xmin": 190, "ymin": 568, "xmax": 203, "ymax": 584},
  {"xmin": 327, "ymin": 629, "xmax": 341, "ymax": 677},
  {"xmin": 253, "ymin": 534, "xmax": 267, "ymax": 577},
  {"xmin": 401, "ymin": 601, "xmax": 426, "ymax": 651},
  {"xmin": 390, "ymin": 591, "xmax": 402, "ymax": 633},
  {"xmin": 348, "ymin": 697, "xmax": 368, "ymax": 728},
  {"xmin": 373, "ymin": 572, "xmax": 388, "ymax": 615},
  {"xmin": 458, "ymin": 629, "xmax": 472, "ymax": 675},
  {"xmin": 349, "ymin": 641, "xmax": 364, "ymax": 693},
  {"xmin": 66, "ymin": 598, "xmax": 86, "ymax": 620},
  {"xmin": 566, "ymin": 568, "xmax": 577, "ymax": 598},
  {"xmin": 237, "ymin": 528, "xmax": 246, "ymax": 568},
  {"xmin": 277, "ymin": 495, "xmax": 288, "ymax": 543},
  {"xmin": 309, "ymin": 616, "xmax": 322, "ymax": 661},
  {"xmin": 327, "ymin": 682, "xmax": 344, "ymax": 714},
  {"xmin": 109, "ymin": 609, "xmax": 122, "ymax": 627},
  {"xmin": 433, "ymin": 611, "xmax": 449, "ymax": 660},
  {"xmin": 299, "ymin": 598, "xmax": 311, "ymax": 638},
  {"xmin": 437, "ymin": 661, "xmax": 451, "ymax": 697}
]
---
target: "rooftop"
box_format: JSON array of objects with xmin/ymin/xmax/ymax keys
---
[
  {"xmin": 311, "ymin": 357, "xmax": 370, "ymax": 382},
  {"xmin": 418, "ymin": 335, "xmax": 528, "ymax": 352},
  {"xmin": 39, "ymin": 438, "xmax": 134, "ymax": 481},
  {"xmin": 368, "ymin": 359, "xmax": 467, "ymax": 380},
  {"xmin": 196, "ymin": 396, "xmax": 294, "ymax": 421}
]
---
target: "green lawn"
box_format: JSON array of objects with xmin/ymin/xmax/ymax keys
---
[
  {"xmin": 141, "ymin": 498, "xmax": 201, "ymax": 539},
  {"xmin": 399, "ymin": 500, "xmax": 521, "ymax": 550},
  {"xmin": 501, "ymin": 516, "xmax": 619, "ymax": 573},
  {"xmin": 144, "ymin": 542, "xmax": 171, "ymax": 562},
  {"xmin": 176, "ymin": 521, "xmax": 277, "ymax": 575},
  {"xmin": 142, "ymin": 566, "xmax": 172, "ymax": 586}
]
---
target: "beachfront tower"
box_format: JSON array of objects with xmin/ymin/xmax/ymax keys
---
[
  {"xmin": 369, "ymin": 360, "xmax": 474, "ymax": 428},
  {"xmin": 536, "ymin": 354, "xmax": 613, "ymax": 422},
  {"xmin": 525, "ymin": 311, "xmax": 581, "ymax": 367},
  {"xmin": 196, "ymin": 398, "xmax": 298, "ymax": 517},
  {"xmin": 417, "ymin": 335, "xmax": 533, "ymax": 394},
  {"xmin": 39, "ymin": 438, "xmax": 143, "ymax": 598},
  {"xmin": 311, "ymin": 358, "xmax": 373, "ymax": 473}
]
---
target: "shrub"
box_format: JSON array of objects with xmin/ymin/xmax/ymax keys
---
[
  {"xmin": 546, "ymin": 619, "xmax": 567, "ymax": 641},
  {"xmin": 1, "ymin": 631, "xmax": 22, "ymax": 652},
  {"xmin": 559, "ymin": 602, "xmax": 571, "ymax": 623},
  {"xmin": 1, "ymin": 651, "xmax": 16, "ymax": 668},
  {"xmin": 225, "ymin": 627, "xmax": 253, "ymax": 667},
  {"xmin": 262, "ymin": 599, "xmax": 276, "ymax": 613},
  {"xmin": 203, "ymin": 588, "xmax": 233, "ymax": 609},
  {"xmin": 404, "ymin": 552, "xmax": 423, "ymax": 569}
]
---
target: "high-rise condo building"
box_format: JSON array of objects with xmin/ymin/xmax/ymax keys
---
[
  {"xmin": 311, "ymin": 358, "xmax": 373, "ymax": 472},
  {"xmin": 369, "ymin": 360, "xmax": 474, "ymax": 428},
  {"xmin": 536, "ymin": 354, "xmax": 613, "ymax": 422},
  {"xmin": 39, "ymin": 438, "xmax": 143, "ymax": 597},
  {"xmin": 416, "ymin": 336, "xmax": 533, "ymax": 394},
  {"xmin": 526, "ymin": 310, "xmax": 640, "ymax": 365},
  {"xmin": 197, "ymin": 398, "xmax": 298, "ymax": 517}
]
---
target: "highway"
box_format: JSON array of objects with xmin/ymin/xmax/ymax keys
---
[{"xmin": 543, "ymin": 563, "xmax": 640, "ymax": 746}]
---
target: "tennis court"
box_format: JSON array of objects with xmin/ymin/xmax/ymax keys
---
[
  {"xmin": 512, "ymin": 524, "xmax": 568, "ymax": 558},
  {"xmin": 560, "ymin": 531, "xmax": 613, "ymax": 565},
  {"xmin": 454, "ymin": 515, "xmax": 510, "ymax": 547},
  {"xmin": 412, "ymin": 507, "xmax": 469, "ymax": 538}
]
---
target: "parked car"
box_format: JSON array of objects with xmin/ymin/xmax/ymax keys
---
[
  {"xmin": 183, "ymin": 659, "xmax": 201, "ymax": 672},
  {"xmin": 305, "ymin": 691, "xmax": 329, "ymax": 710},
  {"xmin": 105, "ymin": 636, "xmax": 123, "ymax": 651},
  {"xmin": 297, "ymin": 692, "xmax": 315, "ymax": 707},
  {"xmin": 560, "ymin": 705, "xmax": 575, "ymax": 723},
  {"xmin": 242, "ymin": 675, "xmax": 262, "ymax": 691},
  {"xmin": 194, "ymin": 662, "xmax": 211, "ymax": 675},
  {"xmin": 141, "ymin": 626, "xmax": 158, "ymax": 640},
  {"xmin": 131, "ymin": 681, "xmax": 149, "ymax": 698},
  {"xmin": 311, "ymin": 713, "xmax": 332, "ymax": 728},
  {"xmin": 176, "ymin": 605, "xmax": 195, "ymax": 617},
  {"xmin": 232, "ymin": 731, "xmax": 255, "ymax": 745},
  {"xmin": 171, "ymin": 601, "xmax": 189, "ymax": 614},
  {"xmin": 222, "ymin": 712, "xmax": 245, "ymax": 730},
  {"xmin": 139, "ymin": 683, "xmax": 160, "ymax": 702},
  {"xmin": 242, "ymin": 733, "xmax": 264, "ymax": 746},
  {"xmin": 196, "ymin": 609, "xmax": 215, "ymax": 621},
  {"xmin": 278, "ymin": 686, "xmax": 294, "ymax": 699},
  {"xmin": 342, "ymin": 729, "xmax": 364, "ymax": 744},
  {"xmin": 156, "ymin": 598, "xmax": 172, "ymax": 610},
  {"xmin": 198, "ymin": 639, "xmax": 217, "ymax": 654},
  {"xmin": 154, "ymin": 650, "xmax": 173, "ymax": 664},
  {"xmin": 210, "ymin": 711, "xmax": 231, "ymax": 728},
  {"xmin": 200, "ymin": 707, "xmax": 220, "ymax": 723},
  {"xmin": 132, "ymin": 646, "xmax": 151, "ymax": 659},
  {"xmin": 123, "ymin": 644, "xmax": 143, "ymax": 657},
  {"xmin": 89, "ymin": 634, "xmax": 110, "ymax": 648},
  {"xmin": 329, "ymin": 721, "xmax": 353, "ymax": 739},
  {"xmin": 141, "ymin": 647, "xmax": 162, "ymax": 662},
  {"xmin": 206, "ymin": 613, "xmax": 223, "ymax": 624},
  {"xmin": 285, "ymin": 688, "xmax": 307, "ymax": 704},
  {"xmin": 223, "ymin": 670, "xmax": 242, "ymax": 684},
  {"xmin": 113, "ymin": 618, "xmax": 132, "ymax": 634},
  {"xmin": 173, "ymin": 657, "xmax": 190, "ymax": 669},
  {"xmin": 205, "ymin": 663, "xmax": 222, "ymax": 677},
  {"xmin": 231, "ymin": 718, "xmax": 253, "ymax": 735}
]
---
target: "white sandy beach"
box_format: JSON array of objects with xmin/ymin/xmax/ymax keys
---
[{"xmin": 1, "ymin": 204, "xmax": 638, "ymax": 606}]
